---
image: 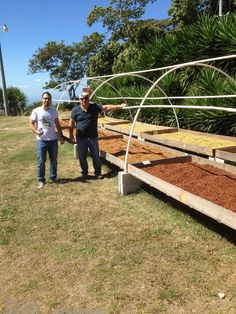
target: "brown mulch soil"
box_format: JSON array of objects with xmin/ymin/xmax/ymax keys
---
[
  {"xmin": 142, "ymin": 161, "xmax": 236, "ymax": 212},
  {"xmin": 98, "ymin": 137, "xmax": 179, "ymax": 163}
]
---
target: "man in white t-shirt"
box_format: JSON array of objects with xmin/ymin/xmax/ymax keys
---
[{"xmin": 30, "ymin": 92, "xmax": 64, "ymax": 188}]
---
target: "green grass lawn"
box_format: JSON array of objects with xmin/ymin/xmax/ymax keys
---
[{"xmin": 0, "ymin": 116, "xmax": 236, "ymax": 313}]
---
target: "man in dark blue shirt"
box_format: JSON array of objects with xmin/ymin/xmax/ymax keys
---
[{"xmin": 69, "ymin": 92, "xmax": 126, "ymax": 179}]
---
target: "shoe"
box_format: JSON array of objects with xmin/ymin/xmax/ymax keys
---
[
  {"xmin": 38, "ymin": 182, "xmax": 44, "ymax": 189},
  {"xmin": 51, "ymin": 178, "xmax": 58, "ymax": 183},
  {"xmin": 95, "ymin": 174, "xmax": 103, "ymax": 180},
  {"xmin": 82, "ymin": 175, "xmax": 88, "ymax": 180}
]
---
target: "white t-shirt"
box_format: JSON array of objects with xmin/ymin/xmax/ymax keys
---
[{"xmin": 30, "ymin": 107, "xmax": 59, "ymax": 141}]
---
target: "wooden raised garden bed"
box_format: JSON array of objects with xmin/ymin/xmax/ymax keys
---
[
  {"xmin": 142, "ymin": 129, "xmax": 236, "ymax": 158},
  {"xmin": 104, "ymin": 121, "xmax": 176, "ymax": 137},
  {"xmin": 128, "ymin": 155, "xmax": 236, "ymax": 230},
  {"xmin": 98, "ymin": 116, "xmax": 130, "ymax": 128},
  {"xmin": 99, "ymin": 135, "xmax": 186, "ymax": 169}
]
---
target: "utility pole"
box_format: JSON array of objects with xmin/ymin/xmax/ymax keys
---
[{"xmin": 0, "ymin": 24, "xmax": 10, "ymax": 116}]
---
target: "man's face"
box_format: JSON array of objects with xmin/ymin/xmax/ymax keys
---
[
  {"xmin": 42, "ymin": 95, "xmax": 51, "ymax": 108},
  {"xmin": 80, "ymin": 97, "xmax": 89, "ymax": 105}
]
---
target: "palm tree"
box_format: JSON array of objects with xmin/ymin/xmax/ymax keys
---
[{"xmin": 7, "ymin": 87, "xmax": 27, "ymax": 116}]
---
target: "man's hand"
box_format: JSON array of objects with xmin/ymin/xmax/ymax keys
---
[
  {"xmin": 120, "ymin": 103, "xmax": 127, "ymax": 109},
  {"xmin": 35, "ymin": 129, "xmax": 43, "ymax": 136},
  {"xmin": 102, "ymin": 103, "xmax": 127, "ymax": 112},
  {"xmin": 60, "ymin": 136, "xmax": 65, "ymax": 145},
  {"xmin": 70, "ymin": 136, "xmax": 76, "ymax": 144}
]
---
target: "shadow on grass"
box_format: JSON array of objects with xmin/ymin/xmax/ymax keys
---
[
  {"xmin": 57, "ymin": 177, "xmax": 88, "ymax": 184},
  {"xmin": 57, "ymin": 168, "xmax": 119, "ymax": 184},
  {"xmin": 143, "ymin": 183, "xmax": 236, "ymax": 244}
]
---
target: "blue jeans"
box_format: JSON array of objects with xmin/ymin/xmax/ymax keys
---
[
  {"xmin": 36, "ymin": 139, "xmax": 58, "ymax": 182},
  {"xmin": 76, "ymin": 137, "xmax": 101, "ymax": 176}
]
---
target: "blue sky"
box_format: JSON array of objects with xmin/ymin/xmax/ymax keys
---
[{"xmin": 0, "ymin": 0, "xmax": 172, "ymax": 104}]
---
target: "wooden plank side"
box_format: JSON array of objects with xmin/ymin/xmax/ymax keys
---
[
  {"xmin": 130, "ymin": 155, "xmax": 192, "ymax": 169},
  {"xmin": 142, "ymin": 127, "xmax": 177, "ymax": 135},
  {"xmin": 98, "ymin": 134, "xmax": 124, "ymax": 140},
  {"xmin": 215, "ymin": 146, "xmax": 236, "ymax": 163},
  {"xmin": 98, "ymin": 117, "xmax": 130, "ymax": 127},
  {"xmin": 99, "ymin": 120, "xmax": 131, "ymax": 128},
  {"xmin": 99, "ymin": 150, "xmax": 125, "ymax": 169},
  {"xmin": 103, "ymin": 123, "xmax": 134, "ymax": 136}
]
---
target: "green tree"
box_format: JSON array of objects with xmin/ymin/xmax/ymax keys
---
[
  {"xmin": 86, "ymin": 1, "xmax": 171, "ymax": 78},
  {"xmin": 125, "ymin": 19, "xmax": 170, "ymax": 46},
  {"xmin": 28, "ymin": 32, "xmax": 104, "ymax": 98},
  {"xmin": 168, "ymin": 0, "xmax": 236, "ymax": 28},
  {"xmin": 87, "ymin": 0, "xmax": 158, "ymax": 41},
  {"xmin": 87, "ymin": 41, "xmax": 124, "ymax": 77},
  {"xmin": 28, "ymin": 0, "xmax": 171, "ymax": 90},
  {"xmin": 112, "ymin": 44, "xmax": 142, "ymax": 73}
]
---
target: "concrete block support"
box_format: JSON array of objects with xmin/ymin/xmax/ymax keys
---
[
  {"xmin": 137, "ymin": 136, "xmax": 145, "ymax": 141},
  {"xmin": 118, "ymin": 171, "xmax": 143, "ymax": 195},
  {"xmin": 209, "ymin": 156, "xmax": 224, "ymax": 164},
  {"xmin": 74, "ymin": 144, "xmax": 78, "ymax": 159},
  {"xmin": 214, "ymin": 157, "xmax": 224, "ymax": 164}
]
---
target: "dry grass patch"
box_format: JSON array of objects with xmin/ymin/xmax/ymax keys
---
[{"xmin": 0, "ymin": 116, "xmax": 236, "ymax": 313}]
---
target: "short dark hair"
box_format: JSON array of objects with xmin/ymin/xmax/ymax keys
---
[{"xmin": 42, "ymin": 91, "xmax": 52, "ymax": 99}]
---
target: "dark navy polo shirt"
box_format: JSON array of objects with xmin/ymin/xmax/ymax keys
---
[{"xmin": 71, "ymin": 103, "xmax": 102, "ymax": 138}]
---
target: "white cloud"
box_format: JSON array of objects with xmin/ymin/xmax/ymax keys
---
[
  {"xmin": 16, "ymin": 85, "xmax": 30, "ymax": 89},
  {"xmin": 35, "ymin": 78, "xmax": 48, "ymax": 82}
]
